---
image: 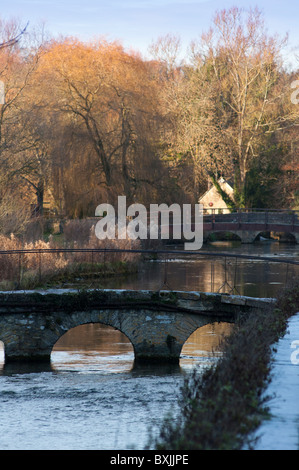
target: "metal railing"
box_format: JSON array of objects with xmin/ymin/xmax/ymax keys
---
[
  {"xmin": 0, "ymin": 246, "xmax": 298, "ymax": 262},
  {"xmin": 0, "ymin": 247, "xmax": 298, "ymax": 294}
]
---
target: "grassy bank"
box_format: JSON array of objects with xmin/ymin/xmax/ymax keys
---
[
  {"xmin": 153, "ymin": 282, "xmax": 299, "ymax": 450},
  {"xmin": 0, "ymin": 223, "xmax": 141, "ymax": 290},
  {"xmin": 0, "ymin": 260, "xmax": 139, "ymax": 291}
]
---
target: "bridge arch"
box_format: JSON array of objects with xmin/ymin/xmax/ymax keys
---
[
  {"xmin": 180, "ymin": 322, "xmax": 233, "ymax": 363},
  {"xmin": 206, "ymin": 231, "xmax": 242, "ymax": 242},
  {"xmin": 272, "ymin": 232, "xmax": 298, "ymax": 243},
  {"xmin": 44, "ymin": 310, "xmax": 141, "ymax": 364},
  {"xmin": 204, "ymin": 230, "xmax": 262, "ymax": 243},
  {"xmin": 51, "ymin": 319, "xmax": 136, "ymax": 351},
  {"xmin": 51, "ymin": 322, "xmax": 134, "ymax": 369},
  {"xmin": 206, "ymin": 230, "xmax": 299, "ymax": 244}
]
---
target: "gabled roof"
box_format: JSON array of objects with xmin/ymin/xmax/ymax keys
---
[{"xmin": 199, "ymin": 177, "xmax": 233, "ymax": 201}]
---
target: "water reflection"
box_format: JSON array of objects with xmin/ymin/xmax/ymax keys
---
[
  {"xmin": 0, "ymin": 341, "xmax": 4, "ymax": 367},
  {"xmin": 49, "ymin": 322, "xmax": 232, "ymax": 374},
  {"xmin": 181, "ymin": 323, "xmax": 232, "ymax": 368},
  {"xmin": 51, "ymin": 324, "xmax": 135, "ymax": 374},
  {"xmin": 58, "ymin": 241, "xmax": 299, "ymax": 298}
]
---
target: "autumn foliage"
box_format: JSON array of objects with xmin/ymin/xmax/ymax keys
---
[{"xmin": 0, "ymin": 7, "xmax": 298, "ymax": 235}]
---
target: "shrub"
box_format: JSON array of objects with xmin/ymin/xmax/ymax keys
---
[{"xmin": 153, "ymin": 282, "xmax": 299, "ymax": 450}]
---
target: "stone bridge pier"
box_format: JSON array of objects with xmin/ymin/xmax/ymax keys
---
[{"xmin": 0, "ymin": 289, "xmax": 274, "ymax": 364}]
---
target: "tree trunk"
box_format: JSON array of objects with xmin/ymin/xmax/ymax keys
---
[{"xmin": 36, "ymin": 180, "xmax": 44, "ymax": 216}]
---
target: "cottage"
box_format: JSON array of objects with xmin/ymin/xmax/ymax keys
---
[{"xmin": 199, "ymin": 177, "xmax": 234, "ymax": 214}]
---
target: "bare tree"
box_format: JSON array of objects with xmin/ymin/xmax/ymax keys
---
[
  {"xmin": 170, "ymin": 7, "xmax": 297, "ymax": 206},
  {"xmin": 0, "ymin": 21, "xmax": 28, "ymax": 50}
]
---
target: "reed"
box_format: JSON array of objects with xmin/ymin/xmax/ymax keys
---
[{"xmin": 0, "ymin": 222, "xmax": 141, "ymax": 289}]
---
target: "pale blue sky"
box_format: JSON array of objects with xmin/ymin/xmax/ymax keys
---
[{"xmin": 1, "ymin": 0, "xmax": 298, "ymax": 67}]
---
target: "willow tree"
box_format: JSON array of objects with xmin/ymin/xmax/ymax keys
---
[
  {"xmin": 0, "ymin": 19, "xmax": 44, "ymax": 232},
  {"xmin": 36, "ymin": 39, "xmax": 164, "ymax": 209}
]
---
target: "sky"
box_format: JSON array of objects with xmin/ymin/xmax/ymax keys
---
[{"xmin": 0, "ymin": 0, "xmax": 298, "ymax": 67}]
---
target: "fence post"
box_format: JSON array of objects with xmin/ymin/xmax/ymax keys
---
[
  {"xmin": 212, "ymin": 209, "xmax": 215, "ymax": 230},
  {"xmin": 38, "ymin": 249, "xmax": 42, "ymax": 282},
  {"xmin": 292, "ymin": 211, "xmax": 295, "ymax": 232},
  {"xmin": 18, "ymin": 252, "xmax": 22, "ymax": 287}
]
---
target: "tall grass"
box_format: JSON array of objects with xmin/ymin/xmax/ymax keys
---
[{"xmin": 0, "ymin": 221, "xmax": 141, "ymax": 289}]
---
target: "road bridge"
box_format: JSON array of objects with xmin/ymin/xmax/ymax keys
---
[
  {"xmin": 0, "ymin": 288, "xmax": 274, "ymax": 364},
  {"xmin": 202, "ymin": 209, "xmax": 299, "ymax": 243},
  {"xmin": 44, "ymin": 208, "xmax": 299, "ymax": 244}
]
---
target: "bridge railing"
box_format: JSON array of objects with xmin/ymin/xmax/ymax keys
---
[
  {"xmin": 141, "ymin": 208, "xmax": 299, "ymax": 230},
  {"xmin": 203, "ymin": 208, "xmax": 299, "ymax": 226}
]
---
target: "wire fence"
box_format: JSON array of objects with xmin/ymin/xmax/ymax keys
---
[{"xmin": 0, "ymin": 247, "xmax": 298, "ymax": 293}]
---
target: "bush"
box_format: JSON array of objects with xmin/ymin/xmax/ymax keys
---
[{"xmin": 153, "ymin": 282, "xmax": 299, "ymax": 450}]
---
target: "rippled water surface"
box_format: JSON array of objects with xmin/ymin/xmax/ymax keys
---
[
  {"xmin": 0, "ymin": 323, "xmax": 228, "ymax": 450},
  {"xmin": 0, "ymin": 241, "xmax": 298, "ymax": 450}
]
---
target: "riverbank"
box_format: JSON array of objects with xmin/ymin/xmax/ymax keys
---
[
  {"xmin": 0, "ymin": 230, "xmax": 141, "ymax": 291},
  {"xmin": 152, "ymin": 282, "xmax": 299, "ymax": 450}
]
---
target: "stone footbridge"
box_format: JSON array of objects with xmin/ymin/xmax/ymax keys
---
[
  {"xmin": 202, "ymin": 210, "xmax": 299, "ymax": 243},
  {"xmin": 0, "ymin": 289, "xmax": 275, "ymax": 364}
]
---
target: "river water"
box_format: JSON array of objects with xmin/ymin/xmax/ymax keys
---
[{"xmin": 0, "ymin": 240, "xmax": 298, "ymax": 450}]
